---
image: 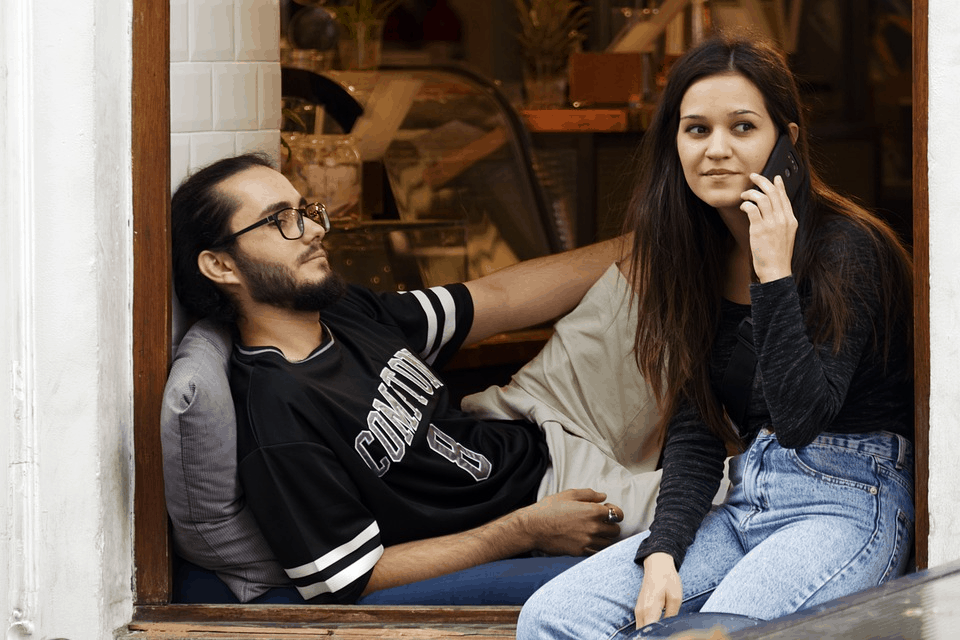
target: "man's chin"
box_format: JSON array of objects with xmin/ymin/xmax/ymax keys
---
[{"xmin": 291, "ymin": 271, "xmax": 347, "ymax": 312}]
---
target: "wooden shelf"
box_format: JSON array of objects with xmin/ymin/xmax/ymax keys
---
[
  {"xmin": 521, "ymin": 105, "xmax": 655, "ymax": 133},
  {"xmin": 521, "ymin": 108, "xmax": 628, "ymax": 132},
  {"xmin": 445, "ymin": 328, "xmax": 553, "ymax": 371}
]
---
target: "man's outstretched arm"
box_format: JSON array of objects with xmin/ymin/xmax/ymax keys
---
[
  {"xmin": 462, "ymin": 234, "xmax": 632, "ymax": 346},
  {"xmin": 361, "ymin": 489, "xmax": 624, "ymax": 596}
]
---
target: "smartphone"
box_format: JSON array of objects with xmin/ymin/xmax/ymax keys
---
[{"xmin": 759, "ymin": 133, "xmax": 806, "ymax": 205}]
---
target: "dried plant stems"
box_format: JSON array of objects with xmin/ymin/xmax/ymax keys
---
[{"xmin": 514, "ymin": 0, "xmax": 590, "ymax": 76}]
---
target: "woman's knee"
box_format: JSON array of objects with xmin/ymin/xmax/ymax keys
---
[
  {"xmin": 516, "ymin": 577, "xmax": 595, "ymax": 640},
  {"xmin": 518, "ymin": 580, "xmax": 638, "ymax": 640},
  {"xmin": 517, "ymin": 537, "xmax": 648, "ymax": 639},
  {"xmin": 516, "ymin": 585, "xmax": 559, "ymax": 640}
]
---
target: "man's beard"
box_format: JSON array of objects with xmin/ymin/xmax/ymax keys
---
[{"xmin": 231, "ymin": 243, "xmax": 347, "ymax": 312}]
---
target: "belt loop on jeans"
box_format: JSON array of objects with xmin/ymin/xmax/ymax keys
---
[{"xmin": 895, "ymin": 433, "xmax": 907, "ymax": 470}]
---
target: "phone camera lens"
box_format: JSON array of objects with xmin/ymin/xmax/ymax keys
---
[{"xmin": 785, "ymin": 168, "xmax": 792, "ymax": 178}]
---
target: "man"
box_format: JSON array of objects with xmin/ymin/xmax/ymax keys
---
[{"xmin": 171, "ymin": 153, "xmax": 665, "ymax": 604}]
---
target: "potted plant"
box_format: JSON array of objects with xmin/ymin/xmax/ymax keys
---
[
  {"xmin": 328, "ymin": 0, "xmax": 402, "ymax": 69},
  {"xmin": 513, "ymin": 0, "xmax": 590, "ymax": 108}
]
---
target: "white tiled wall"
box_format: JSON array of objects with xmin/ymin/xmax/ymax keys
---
[
  {"xmin": 170, "ymin": 0, "xmax": 282, "ymax": 346},
  {"xmin": 170, "ymin": 0, "xmax": 281, "ymax": 191}
]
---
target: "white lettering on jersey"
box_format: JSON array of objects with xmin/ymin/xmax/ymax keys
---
[
  {"xmin": 354, "ymin": 431, "xmax": 389, "ymax": 477},
  {"xmin": 355, "ymin": 348, "xmax": 439, "ymax": 476},
  {"xmin": 355, "ymin": 348, "xmax": 491, "ymax": 483},
  {"xmin": 396, "ymin": 349, "xmax": 444, "ymax": 389},
  {"xmin": 367, "ymin": 411, "xmax": 405, "ymax": 462},
  {"xmin": 387, "ymin": 357, "xmax": 433, "ymax": 393},
  {"xmin": 427, "ymin": 424, "xmax": 492, "ymax": 482},
  {"xmin": 379, "ymin": 368, "xmax": 427, "ymax": 411},
  {"xmin": 372, "ymin": 383, "xmax": 418, "ymax": 443}
]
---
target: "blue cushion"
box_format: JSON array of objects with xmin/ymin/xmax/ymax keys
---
[
  {"xmin": 173, "ymin": 553, "xmax": 584, "ymax": 606},
  {"xmin": 172, "ymin": 554, "xmax": 303, "ymax": 604},
  {"xmin": 358, "ymin": 556, "xmax": 585, "ymax": 606}
]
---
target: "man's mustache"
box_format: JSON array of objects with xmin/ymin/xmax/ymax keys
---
[{"xmin": 299, "ymin": 238, "xmax": 328, "ymax": 265}]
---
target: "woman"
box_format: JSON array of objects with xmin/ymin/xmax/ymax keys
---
[{"xmin": 516, "ymin": 33, "xmax": 914, "ymax": 639}]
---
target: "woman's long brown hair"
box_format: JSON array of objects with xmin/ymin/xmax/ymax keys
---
[{"xmin": 625, "ymin": 34, "xmax": 913, "ymax": 447}]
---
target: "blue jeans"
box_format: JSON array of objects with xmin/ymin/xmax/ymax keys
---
[
  {"xmin": 358, "ymin": 556, "xmax": 585, "ymax": 605},
  {"xmin": 517, "ymin": 430, "xmax": 914, "ymax": 640},
  {"xmin": 173, "ymin": 555, "xmax": 585, "ymax": 605}
]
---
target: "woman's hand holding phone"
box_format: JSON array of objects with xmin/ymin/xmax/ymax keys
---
[
  {"xmin": 740, "ymin": 172, "xmax": 798, "ymax": 283},
  {"xmin": 739, "ymin": 132, "xmax": 805, "ymax": 283}
]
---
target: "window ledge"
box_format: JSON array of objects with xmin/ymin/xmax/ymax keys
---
[{"xmin": 126, "ymin": 605, "xmax": 520, "ymax": 639}]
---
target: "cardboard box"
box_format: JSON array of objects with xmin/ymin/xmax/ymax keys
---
[{"xmin": 568, "ymin": 52, "xmax": 644, "ymax": 107}]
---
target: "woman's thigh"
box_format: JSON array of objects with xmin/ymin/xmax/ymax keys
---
[
  {"xmin": 701, "ymin": 432, "xmax": 914, "ymax": 620},
  {"xmin": 517, "ymin": 508, "xmax": 746, "ymax": 640}
]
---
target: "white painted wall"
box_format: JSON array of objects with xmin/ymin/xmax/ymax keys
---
[
  {"xmin": 925, "ymin": 0, "xmax": 960, "ymax": 568},
  {"xmin": 0, "ymin": 0, "xmax": 134, "ymax": 637},
  {"xmin": 0, "ymin": 0, "xmax": 282, "ymax": 635}
]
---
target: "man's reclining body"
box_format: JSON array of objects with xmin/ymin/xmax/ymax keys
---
[{"xmin": 170, "ymin": 153, "xmax": 667, "ymax": 604}]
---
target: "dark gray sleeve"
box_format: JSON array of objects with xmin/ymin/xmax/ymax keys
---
[
  {"xmin": 749, "ymin": 232, "xmax": 881, "ymax": 449},
  {"xmin": 633, "ymin": 227, "xmax": 886, "ymax": 568},
  {"xmin": 634, "ymin": 399, "xmax": 727, "ymax": 568}
]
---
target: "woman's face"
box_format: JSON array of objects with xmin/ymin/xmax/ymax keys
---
[{"xmin": 676, "ymin": 72, "xmax": 780, "ymax": 215}]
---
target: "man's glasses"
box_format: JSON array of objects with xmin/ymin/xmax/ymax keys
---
[{"xmin": 217, "ymin": 202, "xmax": 330, "ymax": 245}]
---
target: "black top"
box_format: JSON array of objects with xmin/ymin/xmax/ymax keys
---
[
  {"xmin": 635, "ymin": 218, "xmax": 913, "ymax": 567},
  {"xmin": 231, "ymin": 284, "xmax": 549, "ymax": 603}
]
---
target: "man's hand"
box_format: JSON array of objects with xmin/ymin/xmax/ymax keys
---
[
  {"xmin": 635, "ymin": 552, "xmax": 683, "ymax": 628},
  {"xmin": 517, "ymin": 489, "xmax": 624, "ymax": 556},
  {"xmin": 363, "ymin": 489, "xmax": 624, "ymax": 596}
]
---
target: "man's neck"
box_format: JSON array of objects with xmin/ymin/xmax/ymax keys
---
[{"xmin": 236, "ymin": 303, "xmax": 325, "ymax": 362}]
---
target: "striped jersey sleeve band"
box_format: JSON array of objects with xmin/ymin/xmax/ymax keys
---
[
  {"xmin": 408, "ymin": 287, "xmax": 459, "ymax": 364},
  {"xmin": 284, "ymin": 522, "xmax": 384, "ymax": 599},
  {"xmin": 295, "ymin": 546, "xmax": 383, "ymax": 600}
]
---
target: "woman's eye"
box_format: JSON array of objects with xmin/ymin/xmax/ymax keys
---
[
  {"xmin": 686, "ymin": 124, "xmax": 708, "ymax": 135},
  {"xmin": 733, "ymin": 122, "xmax": 756, "ymax": 133}
]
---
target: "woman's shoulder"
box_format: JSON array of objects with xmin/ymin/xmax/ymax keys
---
[
  {"xmin": 811, "ymin": 212, "xmax": 913, "ymax": 304},
  {"xmin": 812, "ymin": 214, "xmax": 883, "ymax": 268},
  {"xmin": 816, "ymin": 214, "xmax": 875, "ymax": 246}
]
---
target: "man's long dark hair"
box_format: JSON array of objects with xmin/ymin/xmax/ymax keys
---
[
  {"xmin": 171, "ymin": 153, "xmax": 275, "ymax": 322},
  {"xmin": 624, "ymin": 34, "xmax": 913, "ymax": 447}
]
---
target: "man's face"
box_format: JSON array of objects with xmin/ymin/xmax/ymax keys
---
[
  {"xmin": 230, "ymin": 243, "xmax": 346, "ymax": 311},
  {"xmin": 217, "ymin": 165, "xmax": 346, "ymax": 311}
]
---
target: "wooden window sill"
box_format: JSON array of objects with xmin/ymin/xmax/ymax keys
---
[{"xmin": 126, "ymin": 605, "xmax": 520, "ymax": 639}]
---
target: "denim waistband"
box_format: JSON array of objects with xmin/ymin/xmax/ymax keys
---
[{"xmin": 761, "ymin": 430, "xmax": 912, "ymax": 470}]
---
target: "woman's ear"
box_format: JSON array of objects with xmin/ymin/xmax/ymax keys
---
[
  {"xmin": 787, "ymin": 122, "xmax": 799, "ymax": 145},
  {"xmin": 197, "ymin": 249, "xmax": 240, "ymax": 286}
]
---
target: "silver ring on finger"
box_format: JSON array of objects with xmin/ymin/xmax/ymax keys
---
[{"xmin": 605, "ymin": 506, "xmax": 622, "ymax": 524}]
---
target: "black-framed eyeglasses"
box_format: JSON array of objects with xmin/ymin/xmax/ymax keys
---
[{"xmin": 217, "ymin": 202, "xmax": 330, "ymax": 246}]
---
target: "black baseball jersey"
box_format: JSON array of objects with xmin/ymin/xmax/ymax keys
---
[{"xmin": 231, "ymin": 284, "xmax": 549, "ymax": 604}]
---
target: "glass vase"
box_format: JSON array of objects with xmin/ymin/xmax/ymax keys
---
[
  {"xmin": 337, "ymin": 19, "xmax": 384, "ymax": 70},
  {"xmin": 523, "ymin": 58, "xmax": 568, "ymax": 109},
  {"xmin": 283, "ymin": 134, "xmax": 363, "ymax": 220}
]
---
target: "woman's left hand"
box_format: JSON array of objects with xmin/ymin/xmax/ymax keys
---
[
  {"xmin": 740, "ymin": 173, "xmax": 798, "ymax": 283},
  {"xmin": 635, "ymin": 552, "xmax": 683, "ymax": 628}
]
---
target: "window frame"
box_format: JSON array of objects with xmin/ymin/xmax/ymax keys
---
[{"xmin": 131, "ymin": 0, "xmax": 931, "ymax": 622}]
